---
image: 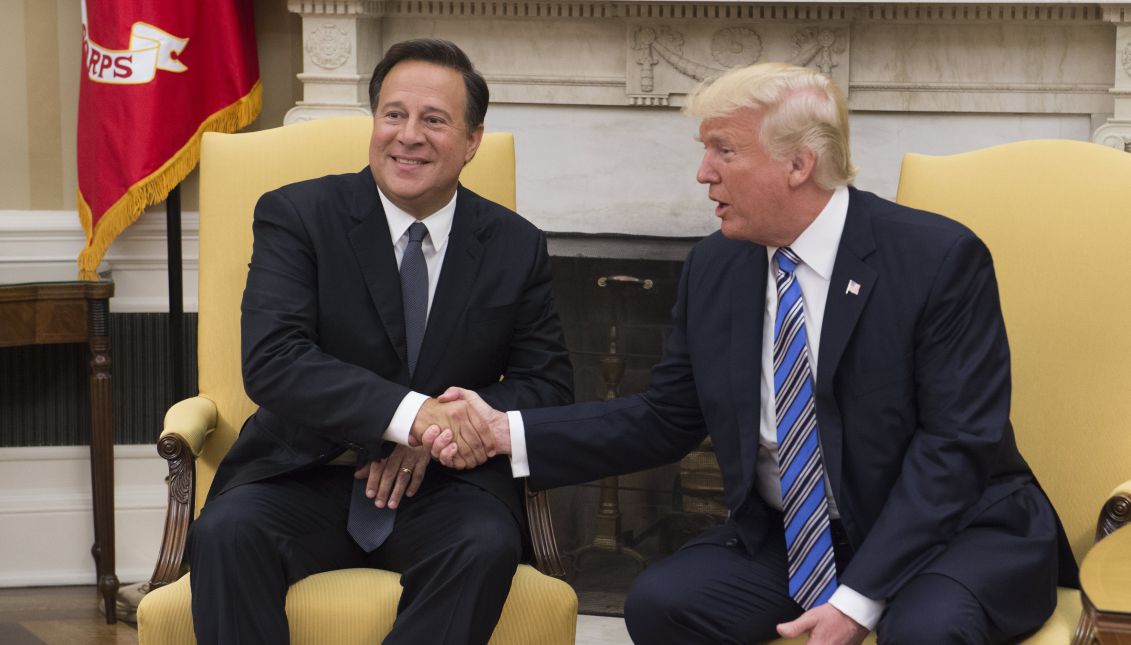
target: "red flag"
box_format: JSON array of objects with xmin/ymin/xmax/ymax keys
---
[{"xmin": 77, "ymin": 0, "xmax": 260, "ymax": 279}]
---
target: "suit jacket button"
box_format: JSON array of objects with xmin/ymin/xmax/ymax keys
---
[{"xmin": 725, "ymin": 538, "xmax": 738, "ymax": 547}]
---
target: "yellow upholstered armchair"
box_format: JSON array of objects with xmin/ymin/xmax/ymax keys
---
[
  {"xmin": 894, "ymin": 140, "xmax": 1131, "ymax": 643},
  {"xmin": 135, "ymin": 116, "xmax": 577, "ymax": 644}
]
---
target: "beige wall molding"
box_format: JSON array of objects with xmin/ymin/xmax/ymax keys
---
[
  {"xmin": 285, "ymin": 5, "xmax": 380, "ymax": 123},
  {"xmin": 305, "ymin": 23, "xmax": 353, "ymax": 69},
  {"xmin": 0, "ymin": 445, "xmax": 166, "ymax": 588},
  {"xmin": 366, "ymin": 2, "xmax": 1105, "ymax": 23},
  {"xmin": 1093, "ymin": 4, "xmax": 1131, "ymax": 148},
  {"xmin": 287, "ymin": 1, "xmax": 1118, "ymax": 117},
  {"xmin": 0, "ymin": 210, "xmax": 200, "ymax": 313},
  {"xmin": 625, "ymin": 22, "xmax": 849, "ymax": 106}
]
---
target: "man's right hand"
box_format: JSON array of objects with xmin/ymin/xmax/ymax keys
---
[{"xmin": 411, "ymin": 397, "xmax": 495, "ymax": 469}]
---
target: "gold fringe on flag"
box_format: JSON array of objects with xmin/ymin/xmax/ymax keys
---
[{"xmin": 76, "ymin": 80, "xmax": 263, "ymax": 280}]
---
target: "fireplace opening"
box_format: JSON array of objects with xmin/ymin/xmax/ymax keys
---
[{"xmin": 546, "ymin": 249, "xmax": 727, "ymax": 616}]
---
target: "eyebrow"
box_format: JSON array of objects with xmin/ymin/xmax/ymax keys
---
[{"xmin": 378, "ymin": 100, "xmax": 456, "ymax": 121}]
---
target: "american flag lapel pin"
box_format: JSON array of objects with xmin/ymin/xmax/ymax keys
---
[{"xmin": 846, "ymin": 280, "xmax": 861, "ymax": 296}]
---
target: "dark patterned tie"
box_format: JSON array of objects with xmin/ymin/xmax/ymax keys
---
[
  {"xmin": 346, "ymin": 449, "xmax": 394, "ymax": 552},
  {"xmin": 773, "ymin": 247, "xmax": 838, "ymax": 609},
  {"xmin": 400, "ymin": 221, "xmax": 429, "ymax": 376},
  {"xmin": 347, "ymin": 221, "xmax": 430, "ymax": 552}
]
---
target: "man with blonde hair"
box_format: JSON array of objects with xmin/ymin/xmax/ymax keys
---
[{"xmin": 431, "ymin": 62, "xmax": 1075, "ymax": 643}]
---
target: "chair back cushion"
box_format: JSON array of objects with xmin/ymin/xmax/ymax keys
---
[
  {"xmin": 195, "ymin": 115, "xmax": 516, "ymax": 512},
  {"xmin": 895, "ymin": 140, "xmax": 1131, "ymax": 562}
]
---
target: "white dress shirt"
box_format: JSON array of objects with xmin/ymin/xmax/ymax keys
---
[{"xmin": 510, "ymin": 186, "xmax": 882, "ymax": 629}]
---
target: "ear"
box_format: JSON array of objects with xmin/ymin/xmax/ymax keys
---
[
  {"xmin": 464, "ymin": 124, "xmax": 485, "ymax": 165},
  {"xmin": 787, "ymin": 148, "xmax": 818, "ymax": 188}
]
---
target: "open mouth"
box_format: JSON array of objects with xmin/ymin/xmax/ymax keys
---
[{"xmin": 392, "ymin": 156, "xmax": 429, "ymax": 166}]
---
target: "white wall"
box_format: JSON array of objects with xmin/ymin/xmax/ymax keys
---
[{"xmin": 0, "ymin": 446, "xmax": 167, "ymax": 587}]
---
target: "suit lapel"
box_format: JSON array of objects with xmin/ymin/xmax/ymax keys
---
[
  {"xmin": 817, "ymin": 187, "xmax": 877, "ymax": 500},
  {"xmin": 730, "ymin": 243, "xmax": 766, "ymax": 494},
  {"xmin": 347, "ymin": 169, "xmax": 408, "ymax": 368},
  {"xmin": 411, "ymin": 185, "xmax": 485, "ymax": 387}
]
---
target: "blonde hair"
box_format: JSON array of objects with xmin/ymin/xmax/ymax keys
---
[{"xmin": 685, "ymin": 63, "xmax": 856, "ymax": 189}]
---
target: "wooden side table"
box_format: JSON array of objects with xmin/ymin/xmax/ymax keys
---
[
  {"xmin": 0, "ymin": 271, "xmax": 117, "ymax": 624},
  {"xmin": 1078, "ymin": 525, "xmax": 1131, "ymax": 644}
]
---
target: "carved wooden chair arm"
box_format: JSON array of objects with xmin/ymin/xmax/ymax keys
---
[
  {"xmin": 1096, "ymin": 478, "xmax": 1131, "ymax": 541},
  {"xmin": 148, "ymin": 396, "xmax": 217, "ymax": 589},
  {"xmin": 524, "ymin": 481, "xmax": 566, "ymax": 577},
  {"xmin": 1074, "ymin": 480, "xmax": 1131, "ymax": 644}
]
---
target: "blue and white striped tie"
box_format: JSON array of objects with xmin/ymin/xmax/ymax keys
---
[{"xmin": 773, "ymin": 247, "xmax": 838, "ymax": 610}]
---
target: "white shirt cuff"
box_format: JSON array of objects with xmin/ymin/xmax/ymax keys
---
[
  {"xmin": 507, "ymin": 410, "xmax": 529, "ymax": 478},
  {"xmin": 828, "ymin": 585, "xmax": 885, "ymax": 631},
  {"xmin": 383, "ymin": 391, "xmax": 429, "ymax": 445}
]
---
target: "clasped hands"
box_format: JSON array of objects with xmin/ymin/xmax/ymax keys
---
[
  {"xmin": 354, "ymin": 390, "xmax": 509, "ymax": 509},
  {"xmin": 424, "ymin": 387, "xmax": 510, "ymax": 468}
]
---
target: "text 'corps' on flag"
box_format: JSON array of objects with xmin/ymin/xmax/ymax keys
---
[{"xmin": 77, "ymin": 0, "xmax": 260, "ymax": 279}]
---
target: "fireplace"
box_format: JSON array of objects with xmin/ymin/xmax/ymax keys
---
[{"xmin": 545, "ymin": 238, "xmax": 727, "ymax": 616}]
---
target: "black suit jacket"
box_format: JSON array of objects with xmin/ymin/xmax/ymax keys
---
[
  {"xmin": 209, "ymin": 168, "xmax": 573, "ymax": 522},
  {"xmin": 522, "ymin": 188, "xmax": 1075, "ymax": 632}
]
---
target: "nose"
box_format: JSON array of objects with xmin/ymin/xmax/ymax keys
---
[
  {"xmin": 696, "ymin": 154, "xmax": 718, "ymax": 184},
  {"xmin": 398, "ymin": 116, "xmax": 426, "ymax": 145}
]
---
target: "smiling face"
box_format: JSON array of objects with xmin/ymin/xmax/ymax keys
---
[
  {"xmin": 369, "ymin": 60, "xmax": 484, "ymax": 218},
  {"xmin": 695, "ymin": 108, "xmax": 814, "ymax": 247}
]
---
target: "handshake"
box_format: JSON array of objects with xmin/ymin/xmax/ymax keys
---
[{"xmin": 410, "ymin": 387, "xmax": 511, "ymax": 470}]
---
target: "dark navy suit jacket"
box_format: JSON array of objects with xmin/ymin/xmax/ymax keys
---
[
  {"xmin": 523, "ymin": 187, "xmax": 1075, "ymax": 632},
  {"xmin": 209, "ymin": 168, "xmax": 574, "ymax": 523}
]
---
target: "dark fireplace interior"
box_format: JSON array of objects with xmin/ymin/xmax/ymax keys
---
[{"xmin": 547, "ymin": 252, "xmax": 727, "ymax": 616}]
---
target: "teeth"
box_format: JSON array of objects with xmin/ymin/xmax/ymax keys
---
[{"xmin": 394, "ymin": 157, "xmax": 425, "ymax": 165}]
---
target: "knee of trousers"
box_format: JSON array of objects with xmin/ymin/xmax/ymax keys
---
[
  {"xmin": 187, "ymin": 503, "xmax": 276, "ymax": 572},
  {"xmin": 624, "ymin": 565, "xmax": 694, "ymax": 635},
  {"xmin": 441, "ymin": 529, "xmax": 522, "ymax": 582},
  {"xmin": 878, "ymin": 607, "xmax": 988, "ymax": 645}
]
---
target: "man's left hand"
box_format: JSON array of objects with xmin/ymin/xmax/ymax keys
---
[
  {"xmin": 354, "ymin": 442, "xmax": 431, "ymax": 510},
  {"xmin": 777, "ymin": 604, "xmax": 869, "ymax": 645}
]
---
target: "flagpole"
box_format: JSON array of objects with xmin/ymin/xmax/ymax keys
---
[{"xmin": 166, "ymin": 184, "xmax": 185, "ymax": 402}]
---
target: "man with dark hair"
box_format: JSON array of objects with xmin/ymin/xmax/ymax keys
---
[{"xmin": 187, "ymin": 38, "xmax": 573, "ymax": 644}]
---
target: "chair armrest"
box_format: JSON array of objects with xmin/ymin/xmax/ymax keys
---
[
  {"xmin": 525, "ymin": 481, "xmax": 566, "ymax": 577},
  {"xmin": 148, "ymin": 396, "xmax": 217, "ymax": 589},
  {"xmin": 1096, "ymin": 479, "xmax": 1131, "ymax": 541},
  {"xmin": 161, "ymin": 395, "xmax": 218, "ymax": 456}
]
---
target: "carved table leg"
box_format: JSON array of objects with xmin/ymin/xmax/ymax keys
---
[{"xmin": 88, "ymin": 297, "xmax": 118, "ymax": 623}]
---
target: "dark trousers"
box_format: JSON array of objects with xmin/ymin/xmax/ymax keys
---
[
  {"xmin": 623, "ymin": 521, "xmax": 1001, "ymax": 645},
  {"xmin": 187, "ymin": 465, "xmax": 522, "ymax": 645}
]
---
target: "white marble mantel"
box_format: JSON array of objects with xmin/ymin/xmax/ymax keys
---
[{"xmin": 284, "ymin": 1, "xmax": 1130, "ymax": 238}]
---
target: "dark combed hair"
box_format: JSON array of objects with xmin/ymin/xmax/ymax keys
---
[{"xmin": 367, "ymin": 38, "xmax": 489, "ymax": 131}]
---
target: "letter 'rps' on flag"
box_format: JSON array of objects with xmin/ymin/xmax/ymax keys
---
[{"xmin": 76, "ymin": 0, "xmax": 260, "ymax": 280}]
